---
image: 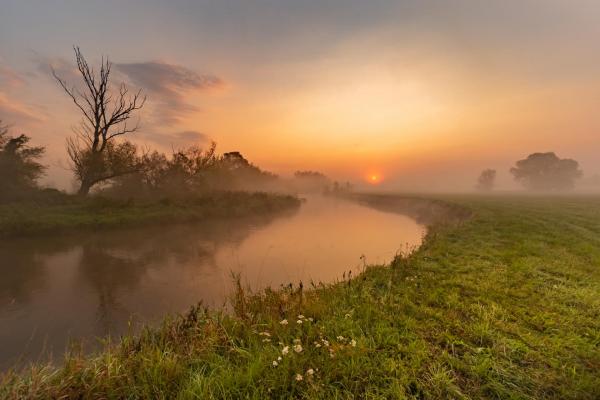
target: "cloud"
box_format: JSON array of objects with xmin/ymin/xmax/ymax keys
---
[
  {"xmin": 142, "ymin": 129, "xmax": 210, "ymax": 149},
  {"xmin": 0, "ymin": 92, "xmax": 43, "ymax": 124},
  {"xmin": 33, "ymin": 53, "xmax": 80, "ymax": 85},
  {"xmin": 0, "ymin": 65, "xmax": 43, "ymax": 125},
  {"xmin": 116, "ymin": 62, "xmax": 224, "ymax": 125},
  {"xmin": 32, "ymin": 54, "xmax": 224, "ymax": 127},
  {"xmin": 116, "ymin": 62, "xmax": 222, "ymax": 95},
  {"xmin": 0, "ymin": 65, "xmax": 26, "ymax": 89},
  {"xmin": 174, "ymin": 130, "xmax": 210, "ymax": 142}
]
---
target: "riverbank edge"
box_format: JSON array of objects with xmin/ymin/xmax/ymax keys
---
[{"xmin": 0, "ymin": 191, "xmax": 301, "ymax": 238}]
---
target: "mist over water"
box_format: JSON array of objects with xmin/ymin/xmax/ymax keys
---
[{"xmin": 0, "ymin": 196, "xmax": 423, "ymax": 369}]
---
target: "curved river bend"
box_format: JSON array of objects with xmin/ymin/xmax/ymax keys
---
[{"xmin": 0, "ymin": 196, "xmax": 424, "ymax": 369}]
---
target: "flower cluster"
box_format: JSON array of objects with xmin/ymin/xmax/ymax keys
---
[{"xmin": 268, "ymin": 312, "xmax": 359, "ymax": 383}]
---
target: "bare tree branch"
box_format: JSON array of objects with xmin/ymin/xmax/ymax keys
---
[{"xmin": 53, "ymin": 46, "xmax": 147, "ymax": 195}]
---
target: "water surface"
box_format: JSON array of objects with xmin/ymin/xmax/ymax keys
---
[{"xmin": 0, "ymin": 196, "xmax": 424, "ymax": 369}]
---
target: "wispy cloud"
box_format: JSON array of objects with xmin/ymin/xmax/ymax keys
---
[
  {"xmin": 33, "ymin": 53, "xmax": 224, "ymax": 127},
  {"xmin": 33, "ymin": 53, "xmax": 80, "ymax": 85},
  {"xmin": 0, "ymin": 92, "xmax": 43, "ymax": 124},
  {"xmin": 143, "ymin": 129, "xmax": 210, "ymax": 149},
  {"xmin": 116, "ymin": 61, "xmax": 224, "ymax": 125},
  {"xmin": 0, "ymin": 64, "xmax": 27, "ymax": 89},
  {"xmin": 0, "ymin": 64, "xmax": 43, "ymax": 125}
]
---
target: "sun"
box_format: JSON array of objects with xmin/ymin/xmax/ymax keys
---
[{"xmin": 368, "ymin": 174, "xmax": 381, "ymax": 184}]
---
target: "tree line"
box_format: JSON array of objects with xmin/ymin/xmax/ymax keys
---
[
  {"xmin": 0, "ymin": 48, "xmax": 278, "ymax": 202},
  {"xmin": 0, "ymin": 47, "xmax": 590, "ymax": 200}
]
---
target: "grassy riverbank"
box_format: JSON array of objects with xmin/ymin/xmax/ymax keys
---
[
  {"xmin": 2, "ymin": 194, "xmax": 600, "ymax": 398},
  {"xmin": 0, "ymin": 191, "xmax": 301, "ymax": 237}
]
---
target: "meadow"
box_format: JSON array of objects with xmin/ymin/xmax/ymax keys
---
[{"xmin": 2, "ymin": 194, "xmax": 599, "ymax": 399}]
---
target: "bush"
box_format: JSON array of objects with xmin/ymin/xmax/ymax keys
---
[{"xmin": 0, "ymin": 121, "xmax": 46, "ymax": 203}]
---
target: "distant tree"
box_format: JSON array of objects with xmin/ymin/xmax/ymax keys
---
[
  {"xmin": 52, "ymin": 47, "xmax": 146, "ymax": 195},
  {"xmin": 476, "ymin": 169, "xmax": 496, "ymax": 191},
  {"xmin": 294, "ymin": 171, "xmax": 328, "ymax": 180},
  {"xmin": 222, "ymin": 151, "xmax": 250, "ymax": 170},
  {"xmin": 293, "ymin": 170, "xmax": 330, "ymax": 193},
  {"xmin": 220, "ymin": 151, "xmax": 278, "ymax": 189},
  {"xmin": 510, "ymin": 152, "xmax": 582, "ymax": 191},
  {"xmin": 0, "ymin": 121, "xmax": 46, "ymax": 200}
]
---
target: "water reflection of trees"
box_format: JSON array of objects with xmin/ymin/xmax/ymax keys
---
[
  {"xmin": 0, "ymin": 211, "xmax": 294, "ymax": 331},
  {"xmin": 0, "ymin": 239, "xmax": 63, "ymax": 305},
  {"xmin": 76, "ymin": 223, "xmax": 227, "ymax": 334}
]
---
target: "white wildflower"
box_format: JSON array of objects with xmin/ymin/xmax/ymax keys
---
[
  {"xmin": 293, "ymin": 338, "xmax": 302, "ymax": 344},
  {"xmin": 295, "ymin": 373, "xmax": 303, "ymax": 381},
  {"xmin": 322, "ymin": 339, "xmax": 330, "ymax": 347},
  {"xmin": 337, "ymin": 336, "xmax": 345, "ymax": 341},
  {"xmin": 297, "ymin": 314, "xmax": 305, "ymax": 319},
  {"xmin": 282, "ymin": 346, "xmax": 290, "ymax": 355},
  {"xmin": 262, "ymin": 338, "xmax": 271, "ymax": 343},
  {"xmin": 259, "ymin": 331, "xmax": 271, "ymax": 337},
  {"xmin": 306, "ymin": 368, "xmax": 314, "ymax": 376},
  {"xmin": 308, "ymin": 317, "xmax": 314, "ymax": 322},
  {"xmin": 296, "ymin": 319, "xmax": 303, "ymax": 324},
  {"xmin": 280, "ymin": 319, "xmax": 288, "ymax": 325},
  {"xmin": 350, "ymin": 339, "xmax": 357, "ymax": 347},
  {"xmin": 272, "ymin": 360, "xmax": 278, "ymax": 367},
  {"xmin": 277, "ymin": 356, "xmax": 282, "ymax": 361},
  {"xmin": 293, "ymin": 344, "xmax": 303, "ymax": 353}
]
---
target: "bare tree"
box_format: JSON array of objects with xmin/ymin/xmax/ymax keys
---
[{"xmin": 53, "ymin": 46, "xmax": 146, "ymax": 195}]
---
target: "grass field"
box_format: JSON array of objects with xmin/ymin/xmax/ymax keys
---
[
  {"xmin": 2, "ymin": 194, "xmax": 599, "ymax": 399},
  {"xmin": 0, "ymin": 191, "xmax": 300, "ymax": 237}
]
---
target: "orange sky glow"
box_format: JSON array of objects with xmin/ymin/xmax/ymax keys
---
[{"xmin": 2, "ymin": 1, "xmax": 600, "ymax": 191}]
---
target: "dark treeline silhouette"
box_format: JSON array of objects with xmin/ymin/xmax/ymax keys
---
[
  {"xmin": 104, "ymin": 145, "xmax": 279, "ymax": 199},
  {"xmin": 0, "ymin": 118, "xmax": 279, "ymax": 204},
  {"xmin": 0, "ymin": 47, "xmax": 284, "ymax": 204}
]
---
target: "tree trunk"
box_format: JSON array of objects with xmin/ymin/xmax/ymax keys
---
[{"xmin": 78, "ymin": 180, "xmax": 92, "ymax": 196}]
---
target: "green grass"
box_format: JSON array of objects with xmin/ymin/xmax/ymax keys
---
[
  {"xmin": 2, "ymin": 194, "xmax": 600, "ymax": 399},
  {"xmin": 0, "ymin": 191, "xmax": 301, "ymax": 237}
]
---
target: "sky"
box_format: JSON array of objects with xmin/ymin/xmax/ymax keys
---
[{"xmin": 1, "ymin": 0, "xmax": 600, "ymax": 191}]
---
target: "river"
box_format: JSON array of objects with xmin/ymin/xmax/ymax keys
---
[{"xmin": 0, "ymin": 195, "xmax": 424, "ymax": 369}]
